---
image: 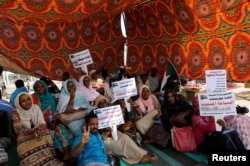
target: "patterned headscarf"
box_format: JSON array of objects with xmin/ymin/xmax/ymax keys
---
[{"xmin": 33, "ymin": 80, "xmax": 57, "ymax": 113}]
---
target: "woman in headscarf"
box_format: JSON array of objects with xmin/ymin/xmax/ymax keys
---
[
  {"xmin": 95, "ymin": 95, "xmax": 158, "ymax": 165},
  {"xmin": 161, "ymin": 89, "xmax": 193, "ymax": 132},
  {"xmin": 32, "ymin": 80, "xmax": 73, "ymax": 161},
  {"xmin": 13, "ymin": 92, "xmax": 63, "ymax": 165},
  {"xmin": 32, "ymin": 80, "xmax": 57, "ymax": 115},
  {"xmin": 57, "ymin": 78, "xmax": 90, "ymax": 136},
  {"xmin": 133, "ymin": 85, "xmax": 161, "ymax": 136},
  {"xmin": 78, "ymin": 75, "xmax": 100, "ymax": 104},
  {"xmin": 191, "ymin": 96, "xmax": 245, "ymax": 154}
]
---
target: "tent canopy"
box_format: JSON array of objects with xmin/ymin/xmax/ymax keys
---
[
  {"xmin": 0, "ymin": 0, "xmax": 250, "ymax": 81},
  {"xmin": 0, "ymin": 53, "xmax": 35, "ymax": 76}
]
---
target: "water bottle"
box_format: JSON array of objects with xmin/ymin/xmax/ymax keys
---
[
  {"xmin": 48, "ymin": 115, "xmax": 54, "ymax": 129},
  {"xmin": 48, "ymin": 115, "xmax": 53, "ymax": 123}
]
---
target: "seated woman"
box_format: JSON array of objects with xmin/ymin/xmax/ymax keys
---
[
  {"xmin": 224, "ymin": 105, "xmax": 250, "ymax": 149},
  {"xmin": 95, "ymin": 95, "xmax": 158, "ymax": 165},
  {"xmin": 13, "ymin": 92, "xmax": 63, "ymax": 165},
  {"xmin": 57, "ymin": 78, "xmax": 90, "ymax": 136},
  {"xmin": 161, "ymin": 89, "xmax": 192, "ymax": 132},
  {"xmin": 133, "ymin": 85, "xmax": 162, "ymax": 136},
  {"xmin": 191, "ymin": 96, "xmax": 245, "ymax": 154},
  {"xmin": 78, "ymin": 75, "xmax": 100, "ymax": 105},
  {"xmin": 32, "ymin": 80, "xmax": 73, "ymax": 161},
  {"xmin": 32, "ymin": 80, "xmax": 57, "ymax": 113}
]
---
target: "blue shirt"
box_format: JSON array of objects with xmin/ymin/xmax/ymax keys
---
[
  {"xmin": 72, "ymin": 132, "xmax": 109, "ymax": 166},
  {"xmin": 0, "ymin": 99, "xmax": 14, "ymax": 117}
]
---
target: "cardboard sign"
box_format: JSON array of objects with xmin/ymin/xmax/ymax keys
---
[
  {"xmin": 198, "ymin": 92, "xmax": 236, "ymax": 116},
  {"xmin": 112, "ymin": 78, "xmax": 137, "ymax": 100},
  {"xmin": 205, "ymin": 70, "xmax": 227, "ymax": 93},
  {"xmin": 69, "ymin": 49, "xmax": 93, "ymax": 68},
  {"xmin": 94, "ymin": 105, "xmax": 124, "ymax": 129}
]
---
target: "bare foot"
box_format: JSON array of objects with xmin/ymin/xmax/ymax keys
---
[
  {"xmin": 143, "ymin": 139, "xmax": 154, "ymax": 144},
  {"xmin": 141, "ymin": 154, "xmax": 158, "ymax": 163}
]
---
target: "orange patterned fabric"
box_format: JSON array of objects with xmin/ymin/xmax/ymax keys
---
[{"xmin": 0, "ymin": 0, "xmax": 250, "ymax": 81}]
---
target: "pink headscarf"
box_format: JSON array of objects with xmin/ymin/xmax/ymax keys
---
[
  {"xmin": 135, "ymin": 85, "xmax": 154, "ymax": 114},
  {"xmin": 192, "ymin": 96, "xmax": 199, "ymax": 105},
  {"xmin": 78, "ymin": 75, "xmax": 100, "ymax": 102}
]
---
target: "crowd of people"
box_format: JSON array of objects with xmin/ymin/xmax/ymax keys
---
[{"xmin": 0, "ymin": 67, "xmax": 249, "ymax": 166}]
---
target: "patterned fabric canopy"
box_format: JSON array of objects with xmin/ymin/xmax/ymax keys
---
[{"xmin": 0, "ymin": 0, "xmax": 250, "ymax": 82}]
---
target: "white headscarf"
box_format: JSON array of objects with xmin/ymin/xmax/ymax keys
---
[
  {"xmin": 57, "ymin": 78, "xmax": 90, "ymax": 113},
  {"xmin": 14, "ymin": 92, "xmax": 46, "ymax": 129},
  {"xmin": 78, "ymin": 75, "xmax": 100, "ymax": 102}
]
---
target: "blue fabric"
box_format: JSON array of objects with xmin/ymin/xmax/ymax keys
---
[
  {"xmin": 33, "ymin": 80, "xmax": 57, "ymax": 113},
  {"xmin": 155, "ymin": 119, "xmax": 162, "ymax": 124},
  {"xmin": 10, "ymin": 87, "xmax": 28, "ymax": 107},
  {"xmin": 72, "ymin": 132, "xmax": 109, "ymax": 166},
  {"xmin": 53, "ymin": 124, "xmax": 73, "ymax": 149},
  {"xmin": 68, "ymin": 119, "xmax": 85, "ymax": 136},
  {"xmin": 0, "ymin": 100, "xmax": 13, "ymax": 117}
]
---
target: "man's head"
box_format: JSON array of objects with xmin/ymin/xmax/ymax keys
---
[
  {"xmin": 89, "ymin": 70, "xmax": 98, "ymax": 80},
  {"xmin": 140, "ymin": 73, "xmax": 148, "ymax": 83},
  {"xmin": 150, "ymin": 67, "xmax": 157, "ymax": 77},
  {"xmin": 94, "ymin": 95, "xmax": 109, "ymax": 108},
  {"xmin": 62, "ymin": 72, "xmax": 70, "ymax": 81},
  {"xmin": 85, "ymin": 111, "xmax": 99, "ymax": 133},
  {"xmin": 15, "ymin": 79, "xmax": 25, "ymax": 88}
]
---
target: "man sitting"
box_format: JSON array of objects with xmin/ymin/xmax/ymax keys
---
[{"xmin": 72, "ymin": 111, "xmax": 110, "ymax": 166}]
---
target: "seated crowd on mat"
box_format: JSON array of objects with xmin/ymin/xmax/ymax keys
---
[{"xmin": 0, "ymin": 67, "xmax": 249, "ymax": 165}]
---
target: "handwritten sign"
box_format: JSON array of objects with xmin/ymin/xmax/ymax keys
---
[
  {"xmin": 198, "ymin": 92, "xmax": 236, "ymax": 116},
  {"xmin": 112, "ymin": 78, "xmax": 137, "ymax": 100},
  {"xmin": 69, "ymin": 49, "xmax": 93, "ymax": 68},
  {"xmin": 205, "ymin": 70, "xmax": 227, "ymax": 93},
  {"xmin": 94, "ymin": 105, "xmax": 124, "ymax": 129}
]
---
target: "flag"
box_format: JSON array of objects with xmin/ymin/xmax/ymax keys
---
[{"xmin": 160, "ymin": 59, "xmax": 180, "ymax": 91}]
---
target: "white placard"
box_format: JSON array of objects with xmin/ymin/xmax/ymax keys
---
[
  {"xmin": 112, "ymin": 78, "xmax": 137, "ymax": 100},
  {"xmin": 69, "ymin": 49, "xmax": 93, "ymax": 68},
  {"xmin": 198, "ymin": 92, "xmax": 236, "ymax": 116},
  {"xmin": 205, "ymin": 70, "xmax": 227, "ymax": 93},
  {"xmin": 94, "ymin": 105, "xmax": 124, "ymax": 129}
]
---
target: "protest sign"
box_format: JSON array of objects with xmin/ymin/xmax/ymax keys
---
[
  {"xmin": 112, "ymin": 78, "xmax": 137, "ymax": 100},
  {"xmin": 69, "ymin": 49, "xmax": 93, "ymax": 68},
  {"xmin": 94, "ymin": 105, "xmax": 124, "ymax": 129},
  {"xmin": 205, "ymin": 70, "xmax": 227, "ymax": 93},
  {"xmin": 198, "ymin": 92, "xmax": 236, "ymax": 116}
]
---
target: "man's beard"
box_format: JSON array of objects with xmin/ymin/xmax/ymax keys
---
[{"xmin": 91, "ymin": 128, "xmax": 99, "ymax": 133}]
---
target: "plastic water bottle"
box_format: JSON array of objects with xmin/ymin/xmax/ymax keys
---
[{"xmin": 48, "ymin": 115, "xmax": 53, "ymax": 123}]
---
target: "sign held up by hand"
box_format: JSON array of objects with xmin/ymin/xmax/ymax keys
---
[{"xmin": 69, "ymin": 49, "xmax": 93, "ymax": 68}]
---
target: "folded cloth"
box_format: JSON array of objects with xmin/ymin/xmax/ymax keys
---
[{"xmin": 0, "ymin": 137, "xmax": 12, "ymax": 150}]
